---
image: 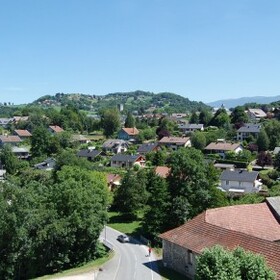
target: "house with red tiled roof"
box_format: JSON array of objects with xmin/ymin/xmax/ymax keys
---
[
  {"xmin": 0, "ymin": 135, "xmax": 22, "ymax": 147},
  {"xmin": 158, "ymin": 136, "xmax": 191, "ymax": 150},
  {"xmin": 160, "ymin": 198, "xmax": 280, "ymax": 279},
  {"xmin": 118, "ymin": 127, "xmax": 139, "ymax": 141},
  {"xmin": 14, "ymin": 129, "xmax": 32, "ymax": 139},
  {"xmin": 48, "ymin": 125, "xmax": 64, "ymax": 134},
  {"xmin": 155, "ymin": 166, "xmax": 171, "ymax": 178}
]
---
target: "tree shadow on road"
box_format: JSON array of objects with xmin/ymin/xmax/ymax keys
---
[{"xmin": 143, "ymin": 260, "xmax": 188, "ymax": 280}]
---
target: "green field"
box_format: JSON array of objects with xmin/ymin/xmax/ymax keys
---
[{"xmin": 107, "ymin": 211, "xmax": 142, "ymax": 235}]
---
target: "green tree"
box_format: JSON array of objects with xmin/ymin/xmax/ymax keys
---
[
  {"xmin": 190, "ymin": 131, "xmax": 206, "ymax": 150},
  {"xmin": 156, "ymin": 117, "xmax": 176, "ymax": 137},
  {"xmin": 230, "ymin": 106, "xmax": 249, "ymax": 125},
  {"xmin": 0, "ymin": 166, "xmax": 109, "ymax": 278},
  {"xmin": 113, "ymin": 169, "xmax": 148, "ymax": 218},
  {"xmin": 196, "ymin": 245, "xmax": 276, "ymax": 280},
  {"xmin": 137, "ymin": 127, "xmax": 156, "ymax": 142},
  {"xmin": 274, "ymin": 151, "xmax": 280, "ymax": 170},
  {"xmin": 54, "ymin": 149, "xmax": 92, "ymax": 171},
  {"xmin": 198, "ymin": 109, "xmax": 212, "ymax": 125},
  {"xmin": 209, "ymin": 108, "xmax": 230, "ymax": 129},
  {"xmin": 167, "ymin": 148, "xmax": 218, "ymax": 228},
  {"xmin": 234, "ymin": 247, "xmax": 276, "ymax": 280},
  {"xmin": 264, "ymin": 120, "xmax": 280, "ymax": 150},
  {"xmin": 196, "ymin": 245, "xmax": 240, "ymax": 280},
  {"xmin": 31, "ymin": 126, "xmax": 52, "ymax": 157},
  {"xmin": 205, "ymin": 128, "xmax": 227, "ymax": 145},
  {"xmin": 124, "ymin": 112, "xmax": 135, "ymax": 127},
  {"xmin": 256, "ymin": 129, "xmax": 270, "ymax": 151},
  {"xmin": 0, "ymin": 145, "xmax": 20, "ymax": 174},
  {"xmin": 190, "ymin": 112, "xmax": 199, "ymax": 124},
  {"xmin": 146, "ymin": 149, "xmax": 168, "ymax": 166},
  {"xmin": 100, "ymin": 108, "xmax": 121, "ymax": 138},
  {"xmin": 142, "ymin": 171, "xmax": 171, "ymax": 243}
]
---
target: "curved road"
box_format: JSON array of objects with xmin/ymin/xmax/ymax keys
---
[{"xmin": 97, "ymin": 226, "xmax": 162, "ymax": 280}]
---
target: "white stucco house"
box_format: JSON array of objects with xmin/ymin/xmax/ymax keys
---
[
  {"xmin": 236, "ymin": 123, "xmax": 261, "ymax": 141},
  {"xmin": 219, "ymin": 170, "xmax": 262, "ymax": 194}
]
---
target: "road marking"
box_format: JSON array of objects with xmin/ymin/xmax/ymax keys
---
[
  {"xmin": 112, "ymin": 252, "xmax": 121, "ymax": 280},
  {"xmin": 149, "ymin": 255, "xmax": 154, "ymax": 280},
  {"xmin": 134, "ymin": 252, "xmax": 137, "ymax": 279}
]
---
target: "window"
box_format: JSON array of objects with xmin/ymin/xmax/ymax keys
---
[
  {"xmin": 188, "ymin": 250, "xmax": 193, "ymax": 265},
  {"xmin": 226, "ymin": 180, "xmax": 229, "ymax": 185}
]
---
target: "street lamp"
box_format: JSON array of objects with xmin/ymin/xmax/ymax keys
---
[{"xmin": 104, "ymin": 205, "xmax": 110, "ymax": 243}]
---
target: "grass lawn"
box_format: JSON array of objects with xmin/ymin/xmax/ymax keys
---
[
  {"xmin": 34, "ymin": 252, "xmax": 113, "ymax": 279},
  {"xmin": 107, "ymin": 211, "xmax": 141, "ymax": 235}
]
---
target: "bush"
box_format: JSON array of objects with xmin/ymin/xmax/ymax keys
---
[{"xmin": 196, "ymin": 245, "xmax": 276, "ymax": 280}]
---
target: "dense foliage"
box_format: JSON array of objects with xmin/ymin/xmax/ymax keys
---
[
  {"xmin": 196, "ymin": 245, "xmax": 276, "ymax": 280},
  {"xmin": 166, "ymin": 148, "xmax": 223, "ymax": 228},
  {"xmin": 0, "ymin": 166, "xmax": 109, "ymax": 279}
]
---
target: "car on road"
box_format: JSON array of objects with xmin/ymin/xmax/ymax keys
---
[{"xmin": 117, "ymin": 234, "xmax": 130, "ymax": 243}]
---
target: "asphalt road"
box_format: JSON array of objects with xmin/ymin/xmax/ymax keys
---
[{"xmin": 96, "ymin": 226, "xmax": 162, "ymax": 280}]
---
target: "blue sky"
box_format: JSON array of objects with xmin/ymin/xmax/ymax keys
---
[{"xmin": 1, "ymin": 0, "xmax": 280, "ymax": 104}]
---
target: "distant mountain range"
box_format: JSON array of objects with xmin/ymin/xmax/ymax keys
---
[{"xmin": 207, "ymin": 95, "xmax": 280, "ymax": 108}]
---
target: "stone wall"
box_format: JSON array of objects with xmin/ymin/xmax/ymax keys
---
[{"xmin": 162, "ymin": 240, "xmax": 197, "ymax": 279}]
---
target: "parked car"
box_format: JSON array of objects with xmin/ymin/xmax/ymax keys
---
[{"xmin": 117, "ymin": 234, "xmax": 130, "ymax": 243}]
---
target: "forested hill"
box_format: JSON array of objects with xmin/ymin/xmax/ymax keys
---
[{"xmin": 33, "ymin": 91, "xmax": 210, "ymax": 113}]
